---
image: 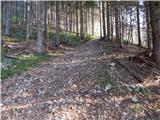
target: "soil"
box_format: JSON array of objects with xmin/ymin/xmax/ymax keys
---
[{"xmin": 1, "ymin": 40, "xmax": 160, "ymax": 120}]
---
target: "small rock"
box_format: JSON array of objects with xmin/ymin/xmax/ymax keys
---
[
  {"xmin": 127, "ymin": 85, "xmax": 133, "ymax": 92},
  {"xmin": 28, "ymin": 109, "xmax": 32, "ymax": 114},
  {"xmin": 103, "ymin": 52, "xmax": 106, "ymax": 56},
  {"xmin": 41, "ymin": 100, "xmax": 53, "ymax": 112},
  {"xmin": 55, "ymin": 114, "xmax": 65, "ymax": 120},
  {"xmin": 59, "ymin": 98, "xmax": 66, "ymax": 105},
  {"xmin": 144, "ymin": 100, "xmax": 149, "ymax": 104},
  {"xmin": 110, "ymin": 62, "xmax": 115, "ymax": 67},
  {"xmin": 71, "ymin": 84, "xmax": 77, "ymax": 89},
  {"xmin": 105, "ymin": 84, "xmax": 112, "ymax": 91},
  {"xmin": 0, "ymin": 103, "xmax": 3, "ymax": 107},
  {"xmin": 93, "ymin": 89, "xmax": 101, "ymax": 94},
  {"xmin": 131, "ymin": 96, "xmax": 138, "ymax": 103}
]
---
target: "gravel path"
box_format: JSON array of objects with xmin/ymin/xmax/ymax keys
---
[{"xmin": 1, "ymin": 40, "xmax": 159, "ymax": 120}]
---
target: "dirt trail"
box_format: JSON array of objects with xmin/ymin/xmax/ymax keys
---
[{"xmin": 1, "ymin": 40, "xmax": 159, "ymax": 120}]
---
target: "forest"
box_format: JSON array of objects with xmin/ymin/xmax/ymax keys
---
[{"xmin": 1, "ymin": 1, "xmax": 160, "ymax": 120}]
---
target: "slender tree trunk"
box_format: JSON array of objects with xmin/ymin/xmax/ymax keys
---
[
  {"xmin": 137, "ymin": 2, "xmax": 141, "ymax": 46},
  {"xmin": 102, "ymin": 1, "xmax": 106, "ymax": 39},
  {"xmin": 88, "ymin": 8, "xmax": 91, "ymax": 34},
  {"xmin": 65, "ymin": 4, "xmax": 68, "ymax": 43},
  {"xmin": 29, "ymin": 2, "xmax": 33, "ymax": 36},
  {"xmin": 73, "ymin": 11, "xmax": 76, "ymax": 33},
  {"xmin": 145, "ymin": 2, "xmax": 152, "ymax": 51},
  {"xmin": 119, "ymin": 7, "xmax": 123, "ymax": 48},
  {"xmin": 76, "ymin": 4, "xmax": 78, "ymax": 36},
  {"xmin": 44, "ymin": 2, "xmax": 48, "ymax": 47},
  {"xmin": 19, "ymin": 2, "xmax": 23, "ymax": 33},
  {"xmin": 69, "ymin": 7, "xmax": 72, "ymax": 33},
  {"xmin": 110, "ymin": 6, "xmax": 114, "ymax": 40},
  {"xmin": 99, "ymin": 2, "xmax": 102, "ymax": 38},
  {"xmin": 26, "ymin": 1, "xmax": 30, "ymax": 41},
  {"xmin": 55, "ymin": 1, "xmax": 60, "ymax": 48},
  {"xmin": 36, "ymin": 1, "xmax": 44, "ymax": 54},
  {"xmin": 106, "ymin": 2, "xmax": 110, "ymax": 40},
  {"xmin": 128, "ymin": 9, "xmax": 132, "ymax": 43},
  {"xmin": 85, "ymin": 8, "xmax": 88, "ymax": 34},
  {"xmin": 5, "ymin": 1, "xmax": 11, "ymax": 36},
  {"xmin": 149, "ymin": 2, "xmax": 160, "ymax": 68},
  {"xmin": 121, "ymin": 8, "xmax": 124, "ymax": 42},
  {"xmin": 80, "ymin": 1, "xmax": 84, "ymax": 40},
  {"xmin": 91, "ymin": 6, "xmax": 94, "ymax": 35},
  {"xmin": 23, "ymin": 1, "xmax": 26, "ymax": 24},
  {"xmin": 115, "ymin": 3, "xmax": 119, "ymax": 43}
]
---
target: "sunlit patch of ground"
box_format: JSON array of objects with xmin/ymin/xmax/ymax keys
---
[{"xmin": 1, "ymin": 40, "xmax": 160, "ymax": 120}]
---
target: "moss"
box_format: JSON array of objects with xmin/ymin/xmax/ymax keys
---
[
  {"xmin": 84, "ymin": 34, "xmax": 97, "ymax": 42},
  {"xmin": 132, "ymin": 103, "xmax": 144, "ymax": 113}
]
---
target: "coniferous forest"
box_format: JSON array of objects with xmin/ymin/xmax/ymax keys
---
[{"xmin": 1, "ymin": 1, "xmax": 160, "ymax": 120}]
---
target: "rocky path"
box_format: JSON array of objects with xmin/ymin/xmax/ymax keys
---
[{"xmin": 1, "ymin": 40, "xmax": 160, "ymax": 120}]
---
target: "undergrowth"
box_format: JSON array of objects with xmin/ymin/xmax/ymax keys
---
[{"xmin": 1, "ymin": 53, "xmax": 52, "ymax": 80}]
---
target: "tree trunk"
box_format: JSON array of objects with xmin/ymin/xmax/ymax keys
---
[
  {"xmin": 137, "ymin": 2, "xmax": 141, "ymax": 46},
  {"xmin": 102, "ymin": 1, "xmax": 106, "ymax": 39},
  {"xmin": 44, "ymin": 2, "xmax": 48, "ymax": 45},
  {"xmin": 145, "ymin": 2, "xmax": 152, "ymax": 51},
  {"xmin": 5, "ymin": 1, "xmax": 11, "ymax": 36},
  {"xmin": 19, "ymin": 2, "xmax": 23, "ymax": 33},
  {"xmin": 91, "ymin": 6, "xmax": 94, "ymax": 35},
  {"xmin": 149, "ymin": 2, "xmax": 160, "ymax": 68},
  {"xmin": 26, "ymin": 1, "xmax": 30, "ymax": 41},
  {"xmin": 85, "ymin": 8, "xmax": 88, "ymax": 34},
  {"xmin": 99, "ymin": 2, "xmax": 102, "ymax": 38},
  {"xmin": 29, "ymin": 2, "xmax": 33, "ymax": 36},
  {"xmin": 110, "ymin": 6, "xmax": 114, "ymax": 40},
  {"xmin": 76, "ymin": 4, "xmax": 79, "ymax": 36},
  {"xmin": 36, "ymin": 1, "xmax": 44, "ymax": 54},
  {"xmin": 106, "ymin": 2, "xmax": 110, "ymax": 40},
  {"xmin": 119, "ymin": 7, "xmax": 123, "ymax": 48},
  {"xmin": 65, "ymin": 4, "xmax": 68, "ymax": 43},
  {"xmin": 115, "ymin": 3, "xmax": 119, "ymax": 43},
  {"xmin": 69, "ymin": 6, "xmax": 72, "ymax": 33},
  {"xmin": 55, "ymin": 1, "xmax": 60, "ymax": 48},
  {"xmin": 80, "ymin": 1, "xmax": 84, "ymax": 40}
]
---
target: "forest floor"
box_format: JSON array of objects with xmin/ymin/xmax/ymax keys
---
[{"xmin": 1, "ymin": 39, "xmax": 160, "ymax": 120}]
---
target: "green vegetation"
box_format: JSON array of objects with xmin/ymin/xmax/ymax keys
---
[
  {"xmin": 100, "ymin": 77, "xmax": 116, "ymax": 89},
  {"xmin": 1, "ymin": 28, "xmax": 96, "ymax": 80},
  {"xmin": 84, "ymin": 34, "xmax": 97, "ymax": 42},
  {"xmin": 1, "ymin": 53, "xmax": 52, "ymax": 80},
  {"xmin": 49, "ymin": 32, "xmax": 97, "ymax": 47},
  {"xmin": 132, "ymin": 103, "xmax": 144, "ymax": 113}
]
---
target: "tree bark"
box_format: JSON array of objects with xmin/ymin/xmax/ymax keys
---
[
  {"xmin": 102, "ymin": 1, "xmax": 106, "ymax": 39},
  {"xmin": 80, "ymin": 1, "xmax": 84, "ymax": 40},
  {"xmin": 76, "ymin": 4, "xmax": 79, "ymax": 36},
  {"xmin": 26, "ymin": 1, "xmax": 31, "ymax": 41},
  {"xmin": 91, "ymin": 6, "xmax": 94, "ymax": 35},
  {"xmin": 106, "ymin": 2, "xmax": 110, "ymax": 40},
  {"xmin": 5, "ymin": 1, "xmax": 11, "ymax": 36},
  {"xmin": 115, "ymin": 3, "xmax": 119, "ymax": 43},
  {"xmin": 149, "ymin": 2, "xmax": 160, "ymax": 68},
  {"xmin": 137, "ymin": 2, "xmax": 141, "ymax": 46},
  {"xmin": 65, "ymin": 4, "xmax": 68, "ymax": 43},
  {"xmin": 145, "ymin": 2, "xmax": 152, "ymax": 51},
  {"xmin": 36, "ymin": 1, "xmax": 44, "ymax": 54},
  {"xmin": 110, "ymin": 6, "xmax": 114, "ymax": 40},
  {"xmin": 99, "ymin": 2, "xmax": 102, "ymax": 38},
  {"xmin": 44, "ymin": 2, "xmax": 48, "ymax": 44},
  {"xmin": 55, "ymin": 1, "xmax": 60, "ymax": 48}
]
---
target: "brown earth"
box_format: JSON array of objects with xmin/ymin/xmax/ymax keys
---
[{"xmin": 1, "ymin": 40, "xmax": 160, "ymax": 120}]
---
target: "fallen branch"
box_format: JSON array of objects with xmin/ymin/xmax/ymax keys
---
[
  {"xmin": 114, "ymin": 59, "xmax": 143, "ymax": 83},
  {"xmin": 3, "ymin": 54, "xmax": 18, "ymax": 59}
]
